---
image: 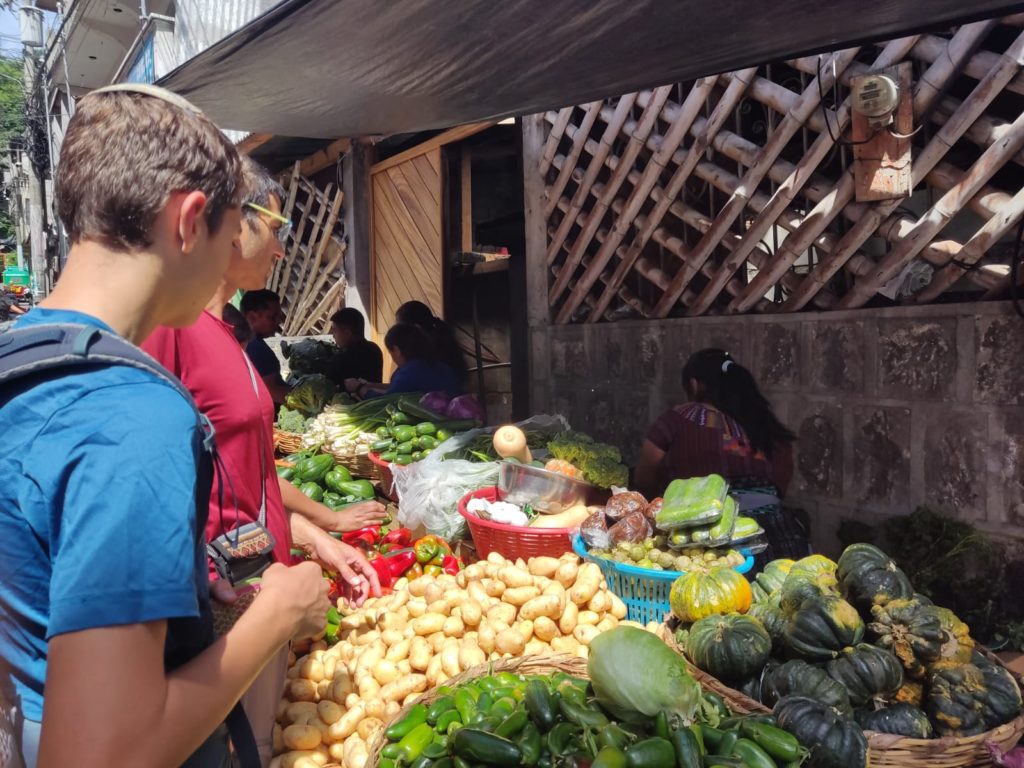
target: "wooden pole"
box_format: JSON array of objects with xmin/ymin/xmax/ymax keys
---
[
  {"xmin": 782, "ymin": 25, "xmax": 1024, "ymax": 311},
  {"xmin": 269, "ymin": 162, "xmax": 301, "ymax": 292},
  {"xmin": 283, "ymin": 183, "xmax": 334, "ymax": 329},
  {"xmin": 913, "ymin": 184, "xmax": 1024, "ymax": 301},
  {"xmin": 553, "ymin": 68, "xmax": 756, "ymax": 324},
  {"xmin": 273, "ymin": 178, "xmax": 315, "ymax": 295},
  {"xmin": 838, "ymin": 108, "xmax": 1024, "ymax": 308},
  {"xmin": 651, "ymin": 48, "xmax": 861, "ymax": 318},
  {"xmin": 298, "ymin": 276, "xmax": 348, "ymax": 336}
]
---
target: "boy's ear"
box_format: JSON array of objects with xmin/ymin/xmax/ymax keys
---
[{"xmin": 176, "ymin": 191, "xmax": 209, "ymax": 254}]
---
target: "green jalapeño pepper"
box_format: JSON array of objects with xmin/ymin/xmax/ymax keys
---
[
  {"xmin": 596, "ymin": 724, "xmax": 633, "ymax": 751},
  {"xmin": 524, "ymin": 679, "xmax": 557, "ymax": 731},
  {"xmin": 546, "ymin": 722, "xmax": 579, "ymax": 757},
  {"xmin": 624, "ymin": 737, "xmax": 675, "ymax": 768},
  {"xmin": 396, "ymin": 722, "xmax": 434, "ymax": 763},
  {"xmin": 592, "ymin": 747, "xmax": 628, "ymax": 768},
  {"xmin": 427, "ymin": 696, "xmax": 455, "ymax": 725},
  {"xmin": 434, "ymin": 709, "xmax": 461, "ymax": 734},
  {"xmin": 730, "ymin": 738, "xmax": 777, "ymax": 768},
  {"xmin": 454, "ymin": 688, "xmax": 477, "ymax": 725},
  {"xmin": 517, "ymin": 723, "xmax": 542, "ymax": 766},
  {"xmin": 323, "ymin": 465, "xmax": 353, "ymax": 492},
  {"xmin": 298, "ymin": 482, "xmax": 324, "ymax": 502},
  {"xmin": 654, "ymin": 712, "xmax": 671, "ymax": 741},
  {"xmin": 738, "ymin": 721, "xmax": 805, "ymax": 763},
  {"xmin": 451, "ymin": 729, "xmax": 522, "ymax": 766},
  {"xmin": 386, "ymin": 703, "xmax": 427, "ymax": 741},
  {"xmin": 671, "ymin": 728, "xmax": 703, "ymax": 768},
  {"xmin": 494, "ymin": 709, "xmax": 529, "ymax": 739},
  {"xmin": 559, "ymin": 699, "xmax": 608, "ymax": 729}
]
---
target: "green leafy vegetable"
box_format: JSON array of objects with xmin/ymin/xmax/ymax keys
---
[
  {"xmin": 285, "ymin": 374, "xmax": 337, "ymax": 416},
  {"xmin": 276, "ymin": 405, "xmax": 307, "ymax": 433},
  {"xmin": 588, "ymin": 626, "xmax": 702, "ymax": 725}
]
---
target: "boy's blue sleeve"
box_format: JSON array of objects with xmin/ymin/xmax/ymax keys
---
[{"xmin": 32, "ymin": 381, "xmax": 202, "ymax": 638}]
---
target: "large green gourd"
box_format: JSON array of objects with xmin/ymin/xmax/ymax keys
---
[
  {"xmin": 825, "ymin": 643, "xmax": 903, "ymax": 707},
  {"xmin": 784, "ymin": 595, "xmax": 865, "ymax": 661},
  {"xmin": 774, "ymin": 695, "xmax": 868, "ymax": 768},
  {"xmin": 836, "ymin": 543, "xmax": 914, "ymax": 615},
  {"xmin": 685, "ymin": 613, "xmax": 772, "ymax": 684}
]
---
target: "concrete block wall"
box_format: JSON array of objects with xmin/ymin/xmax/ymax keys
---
[{"xmin": 529, "ymin": 302, "xmax": 1024, "ymax": 557}]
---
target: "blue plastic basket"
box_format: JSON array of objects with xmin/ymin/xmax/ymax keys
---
[{"xmin": 571, "ymin": 533, "xmax": 755, "ymax": 625}]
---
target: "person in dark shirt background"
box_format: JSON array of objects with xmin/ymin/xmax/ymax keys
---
[
  {"xmin": 324, "ymin": 308, "xmax": 383, "ymax": 386},
  {"xmin": 395, "ymin": 300, "xmax": 467, "ymax": 386},
  {"xmin": 345, "ymin": 323, "xmax": 461, "ymax": 399},
  {"xmin": 241, "ymin": 288, "xmax": 290, "ymax": 405}
]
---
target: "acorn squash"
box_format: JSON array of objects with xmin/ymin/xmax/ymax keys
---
[
  {"xmin": 774, "ymin": 695, "xmax": 868, "ymax": 768},
  {"xmin": 868, "ymin": 599, "xmax": 943, "ymax": 679},
  {"xmin": 669, "ymin": 567, "xmax": 753, "ymax": 623},
  {"xmin": 685, "ymin": 612, "xmax": 772, "ymax": 684},
  {"xmin": 752, "ymin": 558, "xmax": 794, "ymax": 603},
  {"xmin": 971, "ymin": 653, "xmax": 1023, "ymax": 728},
  {"xmin": 749, "ymin": 596, "xmax": 787, "ymax": 655},
  {"xmin": 926, "ymin": 662, "xmax": 988, "ymax": 737},
  {"xmin": 763, "ymin": 659, "xmax": 853, "ymax": 715},
  {"xmin": 856, "ymin": 703, "xmax": 933, "ymax": 738},
  {"xmin": 784, "ymin": 595, "xmax": 865, "ymax": 661},
  {"xmin": 825, "ymin": 643, "xmax": 903, "ymax": 707},
  {"xmin": 924, "ymin": 606, "xmax": 973, "ymax": 667},
  {"xmin": 892, "ymin": 678, "xmax": 924, "ymax": 708},
  {"xmin": 836, "ymin": 543, "xmax": 914, "ymax": 615}
]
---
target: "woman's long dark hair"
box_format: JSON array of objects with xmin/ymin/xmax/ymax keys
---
[
  {"xmin": 682, "ymin": 348, "xmax": 795, "ymax": 457},
  {"xmin": 396, "ymin": 300, "xmax": 467, "ymax": 382},
  {"xmin": 384, "ymin": 323, "xmax": 432, "ymax": 363}
]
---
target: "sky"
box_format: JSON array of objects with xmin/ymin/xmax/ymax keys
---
[{"xmin": 0, "ymin": 6, "xmax": 59, "ymax": 58}]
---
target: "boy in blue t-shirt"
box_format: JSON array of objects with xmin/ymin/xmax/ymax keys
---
[{"xmin": 0, "ymin": 85, "xmax": 331, "ymax": 768}]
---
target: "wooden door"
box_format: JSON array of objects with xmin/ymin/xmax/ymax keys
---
[{"xmin": 370, "ymin": 147, "xmax": 444, "ymax": 377}]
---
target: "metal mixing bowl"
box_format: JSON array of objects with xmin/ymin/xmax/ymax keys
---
[{"xmin": 497, "ymin": 461, "xmax": 610, "ymax": 513}]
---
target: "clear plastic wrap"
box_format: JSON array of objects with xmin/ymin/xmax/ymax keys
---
[
  {"xmin": 729, "ymin": 515, "xmax": 765, "ymax": 544},
  {"xmin": 644, "ymin": 497, "xmax": 663, "ymax": 523},
  {"xmin": 655, "ymin": 474, "xmax": 730, "ymax": 530},
  {"xmin": 605, "ymin": 491, "xmax": 648, "ymax": 521},
  {"xmin": 667, "ymin": 495, "xmax": 737, "ymax": 548},
  {"xmin": 607, "ymin": 510, "xmax": 651, "ymax": 546}
]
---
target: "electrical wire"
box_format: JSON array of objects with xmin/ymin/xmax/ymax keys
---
[
  {"xmin": 816, "ymin": 55, "xmax": 875, "ymax": 147},
  {"xmin": 888, "ymin": 124, "xmax": 924, "ymax": 139}
]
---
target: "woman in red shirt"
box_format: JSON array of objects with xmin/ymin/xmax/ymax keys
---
[{"xmin": 634, "ymin": 348, "xmax": 807, "ymax": 564}]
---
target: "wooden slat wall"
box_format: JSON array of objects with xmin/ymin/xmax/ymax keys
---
[
  {"xmin": 540, "ymin": 14, "xmax": 1024, "ymax": 322},
  {"xmin": 370, "ymin": 147, "xmax": 444, "ymax": 377}
]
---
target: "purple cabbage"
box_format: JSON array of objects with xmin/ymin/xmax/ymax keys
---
[
  {"xmin": 419, "ymin": 391, "xmax": 452, "ymax": 417},
  {"xmin": 446, "ymin": 394, "xmax": 485, "ymax": 422}
]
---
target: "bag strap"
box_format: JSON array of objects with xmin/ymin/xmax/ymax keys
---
[
  {"xmin": 240, "ymin": 351, "xmax": 268, "ymax": 528},
  {"xmin": 0, "ymin": 321, "xmax": 260, "ymax": 768}
]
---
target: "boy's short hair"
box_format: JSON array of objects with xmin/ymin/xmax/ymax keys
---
[
  {"xmin": 240, "ymin": 288, "xmax": 280, "ymax": 314},
  {"xmin": 56, "ymin": 86, "xmax": 242, "ymax": 250},
  {"xmin": 240, "ymin": 157, "xmax": 287, "ymax": 232},
  {"xmin": 330, "ymin": 307, "xmax": 365, "ymax": 337}
]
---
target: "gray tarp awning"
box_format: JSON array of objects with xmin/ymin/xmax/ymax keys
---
[{"xmin": 159, "ymin": 0, "xmax": 1024, "ymax": 139}]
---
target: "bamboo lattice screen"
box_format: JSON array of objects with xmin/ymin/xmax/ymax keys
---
[
  {"xmin": 269, "ymin": 162, "xmax": 348, "ymax": 336},
  {"xmin": 541, "ymin": 15, "xmax": 1024, "ymax": 323}
]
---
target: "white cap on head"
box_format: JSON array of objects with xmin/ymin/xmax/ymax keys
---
[{"xmin": 89, "ymin": 83, "xmax": 203, "ymax": 116}]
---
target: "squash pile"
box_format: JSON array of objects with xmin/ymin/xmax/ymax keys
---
[{"xmin": 670, "ymin": 544, "xmax": 1023, "ymax": 768}]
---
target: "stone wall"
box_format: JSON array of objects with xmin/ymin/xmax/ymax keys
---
[{"xmin": 528, "ymin": 302, "xmax": 1024, "ymax": 556}]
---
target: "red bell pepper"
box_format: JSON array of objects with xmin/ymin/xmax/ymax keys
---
[
  {"xmin": 368, "ymin": 556, "xmax": 394, "ymax": 589},
  {"xmin": 383, "ymin": 549, "xmax": 418, "ymax": 580},
  {"xmin": 381, "ymin": 527, "xmax": 413, "ymax": 548},
  {"xmin": 342, "ymin": 525, "xmax": 381, "ymax": 547},
  {"xmin": 442, "ymin": 554, "xmax": 460, "ymax": 576}
]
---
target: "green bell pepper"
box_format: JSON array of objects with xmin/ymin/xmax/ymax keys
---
[
  {"xmin": 336, "ymin": 479, "xmax": 375, "ymax": 500},
  {"xmin": 293, "ymin": 454, "xmax": 334, "ymax": 483},
  {"xmin": 275, "ymin": 465, "xmax": 295, "ymax": 481},
  {"xmin": 323, "ymin": 465, "xmax": 353, "ymax": 493},
  {"xmin": 299, "ymin": 482, "xmax": 324, "ymax": 502}
]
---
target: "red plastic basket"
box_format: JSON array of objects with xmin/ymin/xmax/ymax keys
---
[
  {"xmin": 368, "ymin": 452, "xmax": 402, "ymax": 503},
  {"xmin": 458, "ymin": 487, "xmax": 575, "ymax": 559}
]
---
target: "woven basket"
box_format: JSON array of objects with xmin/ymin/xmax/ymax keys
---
[
  {"xmin": 273, "ymin": 429, "xmax": 304, "ymax": 456},
  {"xmin": 323, "ymin": 447, "xmax": 375, "ymax": 480},
  {"xmin": 663, "ymin": 616, "xmax": 1024, "ymax": 766},
  {"xmin": 367, "ymin": 654, "xmax": 587, "ymax": 767}
]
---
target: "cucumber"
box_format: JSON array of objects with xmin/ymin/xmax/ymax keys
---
[{"xmin": 396, "ymin": 441, "xmax": 414, "ymax": 455}]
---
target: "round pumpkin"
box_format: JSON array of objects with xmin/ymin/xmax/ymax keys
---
[
  {"xmin": 784, "ymin": 595, "xmax": 865, "ymax": 661},
  {"xmin": 856, "ymin": 703, "xmax": 933, "ymax": 738},
  {"xmin": 774, "ymin": 695, "xmax": 867, "ymax": 768},
  {"xmin": 789, "ymin": 554, "xmax": 838, "ymax": 579},
  {"xmin": 926, "ymin": 662, "xmax": 988, "ymax": 737},
  {"xmin": 868, "ymin": 599, "xmax": 943, "ymax": 679},
  {"xmin": 752, "ymin": 558, "xmax": 794, "ymax": 603},
  {"xmin": 779, "ymin": 560, "xmax": 840, "ymax": 616},
  {"xmin": 670, "ymin": 567, "xmax": 753, "ymax": 623},
  {"xmin": 972, "ymin": 654, "xmax": 1024, "ymax": 729},
  {"xmin": 685, "ymin": 613, "xmax": 771, "ymax": 684},
  {"xmin": 836, "ymin": 543, "xmax": 914, "ymax": 615},
  {"xmin": 924, "ymin": 606, "xmax": 973, "ymax": 667},
  {"xmin": 825, "ymin": 643, "xmax": 903, "ymax": 706},
  {"xmin": 749, "ymin": 597, "xmax": 787, "ymax": 654},
  {"xmin": 763, "ymin": 659, "xmax": 853, "ymax": 715}
]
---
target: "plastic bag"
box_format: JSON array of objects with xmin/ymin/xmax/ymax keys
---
[
  {"xmin": 605, "ymin": 491, "xmax": 648, "ymax": 521},
  {"xmin": 581, "ymin": 510, "xmax": 611, "ymax": 548},
  {"xmin": 668, "ymin": 495, "xmax": 738, "ymax": 548},
  {"xmin": 608, "ymin": 510, "xmax": 651, "ymax": 546},
  {"xmin": 393, "ymin": 414, "xmax": 570, "ymax": 539},
  {"xmin": 655, "ymin": 474, "xmax": 730, "ymax": 530},
  {"xmin": 644, "ymin": 497, "xmax": 663, "ymax": 523}
]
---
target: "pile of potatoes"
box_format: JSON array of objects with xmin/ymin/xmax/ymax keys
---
[{"xmin": 271, "ymin": 551, "xmax": 657, "ymax": 768}]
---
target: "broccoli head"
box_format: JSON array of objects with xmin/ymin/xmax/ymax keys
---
[
  {"xmin": 285, "ymin": 374, "xmax": 337, "ymax": 416},
  {"xmin": 276, "ymin": 405, "xmax": 307, "ymax": 433},
  {"xmin": 580, "ymin": 454, "xmax": 629, "ymax": 489},
  {"xmin": 547, "ymin": 431, "xmax": 627, "ymax": 488}
]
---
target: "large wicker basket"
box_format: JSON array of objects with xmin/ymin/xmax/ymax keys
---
[
  {"xmin": 323, "ymin": 447, "xmax": 375, "ymax": 479},
  {"xmin": 367, "ymin": 655, "xmax": 586, "ymax": 767},
  {"xmin": 272, "ymin": 429, "xmax": 304, "ymax": 456},
  {"xmin": 663, "ymin": 616, "xmax": 1024, "ymax": 767}
]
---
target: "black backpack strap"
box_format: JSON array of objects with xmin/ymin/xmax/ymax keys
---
[{"xmin": 0, "ymin": 322, "xmax": 260, "ymax": 768}]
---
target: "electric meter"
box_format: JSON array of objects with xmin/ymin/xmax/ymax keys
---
[{"xmin": 851, "ymin": 74, "xmax": 900, "ymax": 126}]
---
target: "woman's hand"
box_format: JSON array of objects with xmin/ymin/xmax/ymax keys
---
[
  {"xmin": 310, "ymin": 535, "xmax": 381, "ymax": 608},
  {"xmin": 343, "ymin": 377, "xmax": 364, "ymax": 394},
  {"xmin": 325, "ymin": 500, "xmax": 389, "ymax": 533}
]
